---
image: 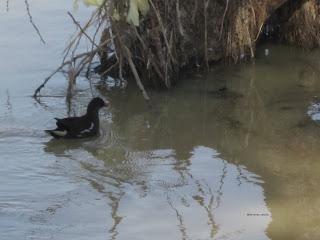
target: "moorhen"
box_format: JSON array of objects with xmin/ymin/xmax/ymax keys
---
[{"xmin": 45, "ymin": 97, "xmax": 109, "ymax": 139}]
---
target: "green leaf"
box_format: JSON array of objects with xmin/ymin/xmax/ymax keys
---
[{"xmin": 127, "ymin": 0, "xmax": 150, "ymax": 26}]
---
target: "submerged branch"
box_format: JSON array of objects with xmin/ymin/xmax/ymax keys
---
[{"xmin": 33, "ymin": 50, "xmax": 96, "ymax": 98}]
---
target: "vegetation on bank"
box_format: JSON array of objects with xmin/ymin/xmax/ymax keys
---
[{"xmin": 33, "ymin": 0, "xmax": 320, "ymax": 101}]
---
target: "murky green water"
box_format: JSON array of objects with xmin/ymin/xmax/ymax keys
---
[{"xmin": 1, "ymin": 1, "xmax": 320, "ymax": 240}]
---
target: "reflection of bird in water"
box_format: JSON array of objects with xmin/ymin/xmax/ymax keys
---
[
  {"xmin": 298, "ymin": 69, "xmax": 317, "ymax": 89},
  {"xmin": 44, "ymin": 137, "xmax": 85, "ymax": 156},
  {"xmin": 206, "ymin": 87, "xmax": 243, "ymax": 100},
  {"xmin": 45, "ymin": 97, "xmax": 109, "ymax": 139}
]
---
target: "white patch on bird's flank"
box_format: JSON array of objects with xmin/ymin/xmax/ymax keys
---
[
  {"xmin": 78, "ymin": 123, "xmax": 95, "ymax": 137},
  {"xmin": 52, "ymin": 130, "xmax": 67, "ymax": 137}
]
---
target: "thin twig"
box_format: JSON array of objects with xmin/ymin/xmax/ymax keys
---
[
  {"xmin": 33, "ymin": 51, "xmax": 94, "ymax": 98},
  {"xmin": 253, "ymin": 22, "xmax": 264, "ymax": 42},
  {"xmin": 176, "ymin": 0, "xmax": 185, "ymax": 37},
  {"xmin": 63, "ymin": 10, "xmax": 99, "ymax": 55},
  {"xmin": 149, "ymin": 0, "xmax": 177, "ymax": 64},
  {"xmin": 33, "ymin": 36, "xmax": 113, "ymax": 98},
  {"xmin": 86, "ymin": 17, "xmax": 104, "ymax": 77},
  {"xmin": 24, "ymin": 0, "xmax": 45, "ymax": 44},
  {"xmin": 219, "ymin": 0, "xmax": 229, "ymax": 40},
  {"xmin": 33, "ymin": 66, "xmax": 63, "ymax": 98},
  {"xmin": 204, "ymin": 0, "xmax": 210, "ymax": 69},
  {"xmin": 67, "ymin": 12, "xmax": 100, "ymax": 49},
  {"xmin": 100, "ymin": 61, "xmax": 119, "ymax": 77}
]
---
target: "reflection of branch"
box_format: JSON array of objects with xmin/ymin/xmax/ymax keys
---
[
  {"xmin": 216, "ymin": 160, "xmax": 227, "ymax": 209},
  {"xmin": 6, "ymin": 0, "xmax": 9, "ymax": 12},
  {"xmin": 5, "ymin": 89, "xmax": 12, "ymax": 111},
  {"xmin": 203, "ymin": 0, "xmax": 210, "ymax": 69},
  {"xmin": 108, "ymin": 191, "xmax": 124, "ymax": 240},
  {"xmin": 244, "ymin": 66, "xmax": 256, "ymax": 148},
  {"xmin": 24, "ymin": 0, "xmax": 45, "ymax": 44},
  {"xmin": 172, "ymin": 148, "xmax": 223, "ymax": 238},
  {"xmin": 207, "ymin": 195, "xmax": 217, "ymax": 238},
  {"xmin": 166, "ymin": 194, "xmax": 189, "ymax": 240},
  {"xmin": 87, "ymin": 175, "xmax": 125, "ymax": 240},
  {"xmin": 202, "ymin": 73, "xmax": 208, "ymax": 137},
  {"xmin": 33, "ymin": 96, "xmax": 52, "ymax": 110},
  {"xmin": 297, "ymin": 57, "xmax": 320, "ymax": 76},
  {"xmin": 245, "ymin": 111, "xmax": 254, "ymax": 148},
  {"xmin": 236, "ymin": 164, "xmax": 256, "ymax": 186},
  {"xmin": 191, "ymin": 176, "xmax": 218, "ymax": 238},
  {"xmin": 236, "ymin": 165, "xmax": 243, "ymax": 186}
]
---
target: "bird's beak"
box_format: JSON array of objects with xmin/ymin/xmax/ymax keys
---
[{"xmin": 104, "ymin": 101, "xmax": 110, "ymax": 107}]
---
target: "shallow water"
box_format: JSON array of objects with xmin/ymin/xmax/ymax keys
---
[{"xmin": 1, "ymin": 2, "xmax": 320, "ymax": 240}]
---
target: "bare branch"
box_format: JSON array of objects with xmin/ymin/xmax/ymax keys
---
[
  {"xmin": 67, "ymin": 11, "xmax": 100, "ymax": 49},
  {"xmin": 24, "ymin": 0, "xmax": 45, "ymax": 44}
]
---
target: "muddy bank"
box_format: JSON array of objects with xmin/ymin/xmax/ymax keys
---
[
  {"xmin": 96, "ymin": 0, "xmax": 319, "ymax": 89},
  {"xmin": 32, "ymin": 0, "xmax": 320, "ymax": 100}
]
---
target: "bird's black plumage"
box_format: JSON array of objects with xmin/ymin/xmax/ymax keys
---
[{"xmin": 45, "ymin": 97, "xmax": 108, "ymax": 139}]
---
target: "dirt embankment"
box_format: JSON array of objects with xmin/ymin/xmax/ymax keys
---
[
  {"xmin": 33, "ymin": 0, "xmax": 320, "ymax": 100},
  {"xmin": 97, "ymin": 0, "xmax": 319, "ymax": 91}
]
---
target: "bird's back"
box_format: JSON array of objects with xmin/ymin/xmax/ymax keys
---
[{"xmin": 56, "ymin": 116, "xmax": 93, "ymax": 137}]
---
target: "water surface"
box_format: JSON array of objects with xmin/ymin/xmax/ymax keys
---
[{"xmin": 1, "ymin": 2, "xmax": 320, "ymax": 240}]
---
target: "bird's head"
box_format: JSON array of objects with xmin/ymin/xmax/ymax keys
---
[{"xmin": 87, "ymin": 97, "xmax": 109, "ymax": 113}]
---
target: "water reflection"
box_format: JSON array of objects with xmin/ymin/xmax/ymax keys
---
[
  {"xmin": 44, "ymin": 101, "xmax": 271, "ymax": 239},
  {"xmin": 1, "ymin": 4, "xmax": 320, "ymax": 236},
  {"xmin": 5, "ymin": 89, "xmax": 12, "ymax": 113},
  {"xmin": 88, "ymin": 47, "xmax": 320, "ymax": 239},
  {"xmin": 40, "ymin": 45, "xmax": 320, "ymax": 239},
  {"xmin": 85, "ymin": 147, "xmax": 268, "ymax": 239},
  {"xmin": 6, "ymin": 0, "xmax": 9, "ymax": 12}
]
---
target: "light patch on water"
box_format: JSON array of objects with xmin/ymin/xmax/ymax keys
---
[{"xmin": 307, "ymin": 101, "xmax": 320, "ymax": 121}]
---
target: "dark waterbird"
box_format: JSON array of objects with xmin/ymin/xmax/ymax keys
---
[{"xmin": 45, "ymin": 97, "xmax": 109, "ymax": 139}]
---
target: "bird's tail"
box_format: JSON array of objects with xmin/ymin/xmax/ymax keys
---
[{"xmin": 45, "ymin": 129, "xmax": 67, "ymax": 139}]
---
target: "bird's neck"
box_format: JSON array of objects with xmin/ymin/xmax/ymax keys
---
[{"xmin": 86, "ymin": 109, "xmax": 99, "ymax": 120}]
